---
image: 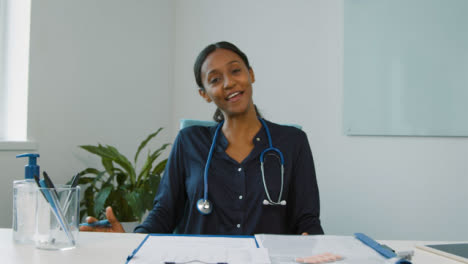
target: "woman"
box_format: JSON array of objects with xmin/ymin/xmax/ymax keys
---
[{"xmin": 81, "ymin": 41, "xmax": 323, "ymax": 235}]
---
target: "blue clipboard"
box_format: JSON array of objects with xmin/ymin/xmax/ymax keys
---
[
  {"xmin": 355, "ymin": 233, "xmax": 412, "ymax": 264},
  {"xmin": 126, "ymin": 234, "xmax": 259, "ymax": 263}
]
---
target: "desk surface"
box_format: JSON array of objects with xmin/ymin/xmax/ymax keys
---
[{"xmin": 0, "ymin": 228, "xmax": 463, "ymax": 264}]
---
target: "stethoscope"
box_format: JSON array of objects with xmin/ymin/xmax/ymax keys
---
[{"xmin": 196, "ymin": 118, "xmax": 287, "ymax": 215}]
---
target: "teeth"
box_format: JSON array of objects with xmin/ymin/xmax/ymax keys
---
[{"xmin": 227, "ymin": 92, "xmax": 241, "ymax": 99}]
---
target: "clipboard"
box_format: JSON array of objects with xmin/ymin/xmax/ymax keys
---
[
  {"xmin": 416, "ymin": 243, "xmax": 468, "ymax": 264},
  {"xmin": 126, "ymin": 234, "xmax": 265, "ymax": 264}
]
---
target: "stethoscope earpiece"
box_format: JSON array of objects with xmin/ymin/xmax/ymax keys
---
[{"xmin": 263, "ymin": 199, "xmax": 287, "ymax": 206}]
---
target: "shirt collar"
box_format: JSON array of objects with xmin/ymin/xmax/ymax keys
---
[{"xmin": 213, "ymin": 120, "xmax": 271, "ymax": 163}]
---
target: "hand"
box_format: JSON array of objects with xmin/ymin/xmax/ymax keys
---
[
  {"xmin": 302, "ymin": 232, "xmax": 309, "ymax": 235},
  {"xmin": 79, "ymin": 206, "xmax": 125, "ymax": 233}
]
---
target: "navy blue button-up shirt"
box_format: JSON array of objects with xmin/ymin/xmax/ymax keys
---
[{"xmin": 134, "ymin": 120, "xmax": 323, "ymax": 235}]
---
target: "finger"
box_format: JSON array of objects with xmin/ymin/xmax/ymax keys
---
[
  {"xmin": 105, "ymin": 206, "xmax": 125, "ymax": 233},
  {"xmin": 302, "ymin": 232, "xmax": 309, "ymax": 235},
  {"xmin": 79, "ymin": 225, "xmax": 112, "ymax": 232},
  {"xmin": 105, "ymin": 206, "xmax": 118, "ymax": 224},
  {"xmin": 86, "ymin": 216, "xmax": 99, "ymax": 223}
]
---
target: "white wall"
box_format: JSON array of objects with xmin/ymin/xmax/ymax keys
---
[
  {"xmin": 172, "ymin": 0, "xmax": 468, "ymax": 241},
  {"xmin": 0, "ymin": 0, "xmax": 175, "ymax": 227},
  {"xmin": 1, "ymin": 0, "xmax": 467, "ymax": 241}
]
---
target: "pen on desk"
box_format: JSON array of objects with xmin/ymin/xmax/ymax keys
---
[{"xmin": 80, "ymin": 219, "xmax": 111, "ymax": 227}]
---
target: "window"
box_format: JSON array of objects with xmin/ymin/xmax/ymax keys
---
[
  {"xmin": 0, "ymin": 0, "xmax": 7, "ymax": 140},
  {"xmin": 0, "ymin": 0, "xmax": 31, "ymax": 142}
]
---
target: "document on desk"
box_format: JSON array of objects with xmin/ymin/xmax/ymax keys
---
[
  {"xmin": 126, "ymin": 234, "xmax": 271, "ymax": 264},
  {"xmin": 255, "ymin": 234, "xmax": 407, "ymax": 264}
]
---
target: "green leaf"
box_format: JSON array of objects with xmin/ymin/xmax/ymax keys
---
[
  {"xmin": 136, "ymin": 143, "xmax": 170, "ymax": 185},
  {"xmin": 113, "ymin": 187, "xmax": 134, "ymax": 221},
  {"xmin": 78, "ymin": 168, "xmax": 100, "ymax": 176},
  {"xmin": 76, "ymin": 176, "xmax": 96, "ymax": 185},
  {"xmin": 136, "ymin": 152, "xmax": 158, "ymax": 186},
  {"xmin": 84, "ymin": 187, "xmax": 95, "ymax": 217},
  {"xmin": 124, "ymin": 191, "xmax": 143, "ymax": 221},
  {"xmin": 80, "ymin": 144, "xmax": 115, "ymax": 159},
  {"xmin": 101, "ymin": 157, "xmax": 114, "ymax": 176},
  {"xmin": 148, "ymin": 174, "xmax": 161, "ymax": 193},
  {"xmin": 91, "ymin": 171, "xmax": 107, "ymax": 186},
  {"xmin": 116, "ymin": 172, "xmax": 127, "ymax": 186},
  {"xmin": 93, "ymin": 185, "xmax": 113, "ymax": 217},
  {"xmin": 106, "ymin": 145, "xmax": 136, "ymax": 185},
  {"xmin": 151, "ymin": 159, "xmax": 168, "ymax": 175},
  {"xmin": 134, "ymin": 128, "xmax": 163, "ymax": 165}
]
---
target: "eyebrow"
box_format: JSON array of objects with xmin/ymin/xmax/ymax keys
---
[{"xmin": 206, "ymin": 60, "xmax": 242, "ymax": 77}]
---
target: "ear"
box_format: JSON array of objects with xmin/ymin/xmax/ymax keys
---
[
  {"xmin": 249, "ymin": 68, "xmax": 255, "ymax": 84},
  {"xmin": 198, "ymin": 89, "xmax": 212, "ymax": 103}
]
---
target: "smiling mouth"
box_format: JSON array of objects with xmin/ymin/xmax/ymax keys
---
[{"xmin": 225, "ymin": 91, "xmax": 244, "ymax": 101}]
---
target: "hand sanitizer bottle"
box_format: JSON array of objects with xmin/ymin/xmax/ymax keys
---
[{"xmin": 13, "ymin": 153, "xmax": 40, "ymax": 244}]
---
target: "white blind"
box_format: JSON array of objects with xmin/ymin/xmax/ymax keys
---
[
  {"xmin": 0, "ymin": 0, "xmax": 31, "ymax": 141},
  {"xmin": 0, "ymin": 0, "xmax": 7, "ymax": 140}
]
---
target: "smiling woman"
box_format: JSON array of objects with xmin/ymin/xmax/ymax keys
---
[
  {"xmin": 81, "ymin": 41, "xmax": 324, "ymax": 236},
  {"xmin": 194, "ymin": 41, "xmax": 262, "ymax": 123}
]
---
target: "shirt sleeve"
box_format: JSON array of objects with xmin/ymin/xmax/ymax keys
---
[
  {"xmin": 288, "ymin": 131, "xmax": 324, "ymax": 235},
  {"xmin": 134, "ymin": 132, "xmax": 186, "ymax": 233}
]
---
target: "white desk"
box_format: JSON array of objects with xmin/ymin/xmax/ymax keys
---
[{"xmin": 0, "ymin": 228, "xmax": 463, "ymax": 264}]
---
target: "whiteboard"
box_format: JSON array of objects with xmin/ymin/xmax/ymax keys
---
[{"xmin": 343, "ymin": 0, "xmax": 468, "ymax": 136}]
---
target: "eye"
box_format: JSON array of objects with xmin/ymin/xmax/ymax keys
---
[
  {"xmin": 232, "ymin": 68, "xmax": 241, "ymax": 74},
  {"xmin": 209, "ymin": 77, "xmax": 220, "ymax": 84}
]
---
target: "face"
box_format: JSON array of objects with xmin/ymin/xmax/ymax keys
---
[{"xmin": 199, "ymin": 48, "xmax": 255, "ymax": 119}]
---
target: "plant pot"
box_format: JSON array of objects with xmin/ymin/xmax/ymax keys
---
[{"xmin": 120, "ymin": 221, "xmax": 140, "ymax": 233}]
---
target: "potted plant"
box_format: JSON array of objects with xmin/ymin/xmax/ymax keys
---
[{"xmin": 76, "ymin": 128, "xmax": 170, "ymax": 227}]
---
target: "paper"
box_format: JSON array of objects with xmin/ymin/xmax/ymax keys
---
[
  {"xmin": 255, "ymin": 234, "xmax": 399, "ymax": 264},
  {"xmin": 127, "ymin": 235, "xmax": 271, "ymax": 264}
]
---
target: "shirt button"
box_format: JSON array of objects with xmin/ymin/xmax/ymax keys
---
[
  {"xmin": 237, "ymin": 224, "xmax": 241, "ymax": 228},
  {"xmin": 256, "ymin": 137, "xmax": 261, "ymax": 141},
  {"xmin": 239, "ymin": 195, "xmax": 243, "ymax": 200},
  {"xmin": 238, "ymin": 167, "xmax": 242, "ymax": 172}
]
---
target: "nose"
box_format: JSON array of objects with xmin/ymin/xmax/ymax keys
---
[{"xmin": 223, "ymin": 74, "xmax": 235, "ymax": 89}]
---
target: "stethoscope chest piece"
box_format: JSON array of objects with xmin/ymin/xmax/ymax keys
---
[{"xmin": 196, "ymin": 198, "xmax": 213, "ymax": 215}]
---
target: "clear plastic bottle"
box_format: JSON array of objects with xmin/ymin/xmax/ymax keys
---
[{"xmin": 13, "ymin": 153, "xmax": 40, "ymax": 244}]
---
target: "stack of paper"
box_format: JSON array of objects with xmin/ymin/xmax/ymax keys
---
[
  {"xmin": 127, "ymin": 235, "xmax": 271, "ymax": 264},
  {"xmin": 255, "ymin": 234, "xmax": 401, "ymax": 264}
]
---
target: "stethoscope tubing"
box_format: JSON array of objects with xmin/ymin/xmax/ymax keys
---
[
  {"xmin": 199, "ymin": 118, "xmax": 286, "ymax": 215},
  {"xmin": 203, "ymin": 120, "xmax": 224, "ymax": 202}
]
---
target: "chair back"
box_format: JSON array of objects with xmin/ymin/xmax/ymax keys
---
[{"xmin": 180, "ymin": 119, "xmax": 302, "ymax": 130}]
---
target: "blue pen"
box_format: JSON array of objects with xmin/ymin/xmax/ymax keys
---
[
  {"xmin": 61, "ymin": 173, "xmax": 81, "ymax": 214},
  {"xmin": 80, "ymin": 219, "xmax": 111, "ymax": 227}
]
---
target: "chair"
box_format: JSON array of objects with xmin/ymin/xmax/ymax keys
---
[{"xmin": 179, "ymin": 119, "xmax": 302, "ymax": 130}]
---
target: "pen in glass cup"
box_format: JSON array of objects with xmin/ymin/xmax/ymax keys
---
[
  {"xmin": 35, "ymin": 173, "xmax": 75, "ymax": 245},
  {"xmin": 60, "ymin": 173, "xmax": 80, "ymax": 214}
]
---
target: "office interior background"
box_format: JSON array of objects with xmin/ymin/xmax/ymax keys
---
[{"xmin": 0, "ymin": 0, "xmax": 467, "ymax": 241}]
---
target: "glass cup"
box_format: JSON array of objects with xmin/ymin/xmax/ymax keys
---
[{"xmin": 35, "ymin": 186, "xmax": 80, "ymax": 250}]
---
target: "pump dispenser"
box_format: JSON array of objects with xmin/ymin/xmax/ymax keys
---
[{"xmin": 13, "ymin": 153, "xmax": 40, "ymax": 244}]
